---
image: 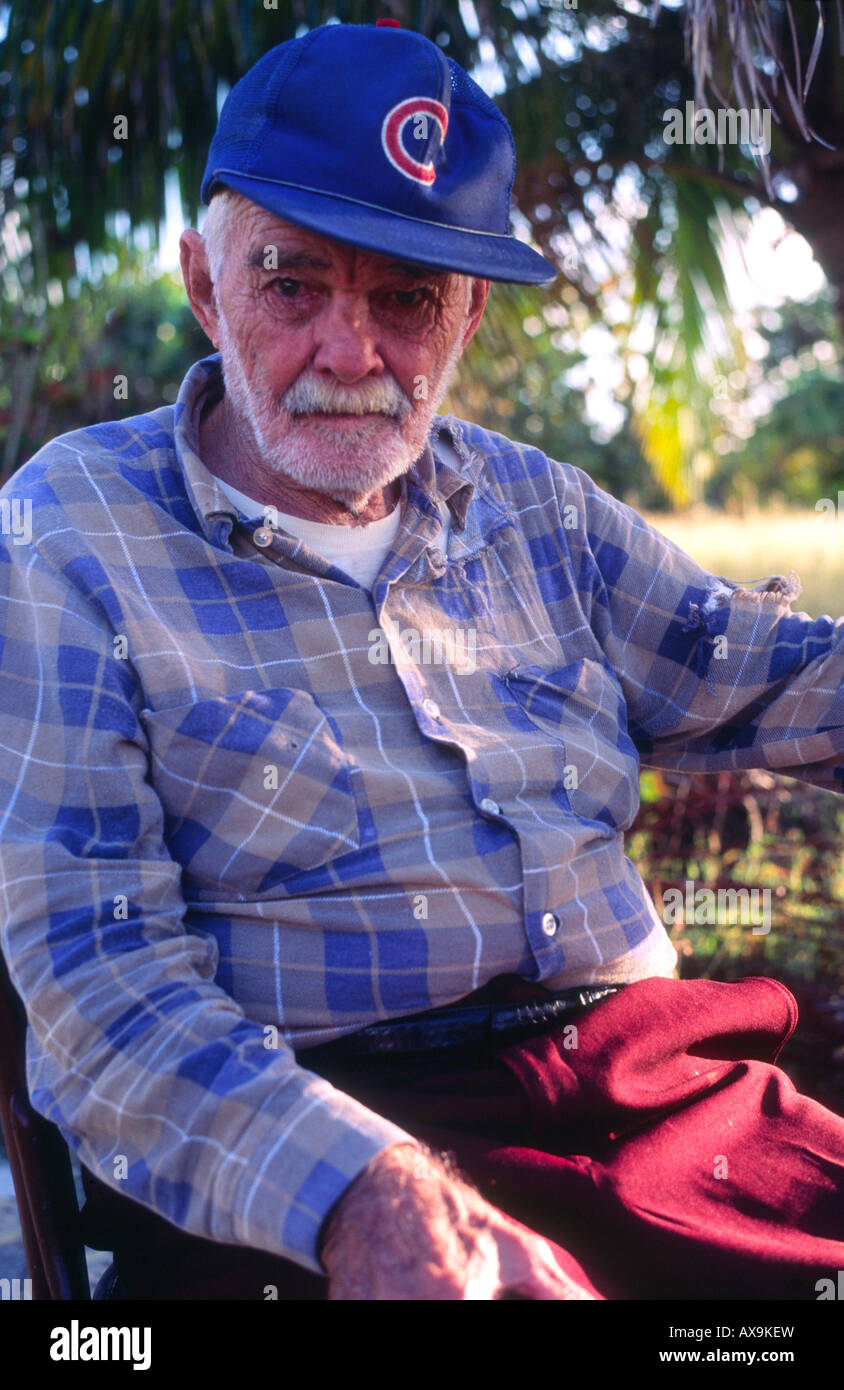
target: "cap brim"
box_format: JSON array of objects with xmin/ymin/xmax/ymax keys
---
[{"xmin": 205, "ymin": 171, "xmax": 558, "ymax": 285}]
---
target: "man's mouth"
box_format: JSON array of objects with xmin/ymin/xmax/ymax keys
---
[{"xmin": 297, "ymin": 409, "xmax": 395, "ymax": 421}]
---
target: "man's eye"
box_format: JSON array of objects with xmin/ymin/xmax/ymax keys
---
[
  {"xmin": 271, "ymin": 278, "xmax": 302, "ymax": 298},
  {"xmin": 391, "ymin": 288, "xmax": 430, "ymax": 307}
]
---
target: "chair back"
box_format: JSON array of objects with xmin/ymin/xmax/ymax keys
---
[{"xmin": 0, "ymin": 944, "xmax": 91, "ymax": 1299}]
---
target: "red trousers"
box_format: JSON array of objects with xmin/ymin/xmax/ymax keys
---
[{"xmin": 81, "ymin": 975, "xmax": 844, "ymax": 1299}]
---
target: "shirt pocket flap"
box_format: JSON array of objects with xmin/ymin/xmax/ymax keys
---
[
  {"xmin": 140, "ymin": 688, "xmax": 361, "ymax": 893},
  {"xmin": 502, "ymin": 658, "xmax": 640, "ymax": 830}
]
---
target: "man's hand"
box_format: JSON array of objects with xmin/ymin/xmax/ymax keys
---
[{"xmin": 318, "ymin": 1142, "xmax": 596, "ymax": 1300}]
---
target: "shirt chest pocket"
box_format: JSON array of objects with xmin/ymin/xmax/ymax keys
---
[
  {"xmin": 140, "ymin": 688, "xmax": 361, "ymax": 894},
  {"xmin": 501, "ymin": 658, "xmax": 640, "ymax": 831}
]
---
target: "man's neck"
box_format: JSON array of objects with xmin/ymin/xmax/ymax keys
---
[{"xmin": 198, "ymin": 393, "xmax": 402, "ymax": 527}]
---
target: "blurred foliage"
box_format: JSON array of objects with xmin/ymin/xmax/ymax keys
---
[
  {"xmin": 0, "ymin": 240, "xmax": 207, "ymax": 467},
  {"xmin": 633, "ymin": 767, "xmax": 844, "ymax": 987},
  {"xmin": 712, "ymin": 374, "xmax": 844, "ymax": 510},
  {"xmin": 631, "ymin": 767, "xmax": 844, "ymax": 1112},
  {"xmin": 0, "ymin": 0, "xmax": 841, "ymax": 501},
  {"xmin": 705, "ymin": 291, "xmax": 844, "ymax": 510},
  {"xmin": 449, "ymin": 278, "xmax": 671, "ymax": 507}
]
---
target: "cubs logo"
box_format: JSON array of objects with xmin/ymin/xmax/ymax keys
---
[{"xmin": 381, "ymin": 97, "xmax": 449, "ymax": 184}]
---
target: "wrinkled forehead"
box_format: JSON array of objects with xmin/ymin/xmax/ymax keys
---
[{"xmin": 222, "ymin": 193, "xmax": 463, "ymax": 287}]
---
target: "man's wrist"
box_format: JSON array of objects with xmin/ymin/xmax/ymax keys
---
[{"xmin": 316, "ymin": 1141, "xmax": 425, "ymax": 1270}]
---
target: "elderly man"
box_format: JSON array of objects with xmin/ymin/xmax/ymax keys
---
[{"xmin": 1, "ymin": 21, "xmax": 843, "ymax": 1303}]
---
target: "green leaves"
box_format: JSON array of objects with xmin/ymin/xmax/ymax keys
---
[{"xmin": 627, "ymin": 174, "xmax": 748, "ymax": 505}]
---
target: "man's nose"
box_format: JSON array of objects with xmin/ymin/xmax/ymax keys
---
[{"xmin": 310, "ymin": 293, "xmax": 384, "ymax": 381}]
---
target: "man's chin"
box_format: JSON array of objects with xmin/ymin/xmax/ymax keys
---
[
  {"xmin": 262, "ymin": 448, "xmax": 404, "ymax": 504},
  {"xmin": 260, "ymin": 421, "xmax": 418, "ymax": 499},
  {"xmin": 285, "ymin": 412, "xmax": 407, "ymax": 454}
]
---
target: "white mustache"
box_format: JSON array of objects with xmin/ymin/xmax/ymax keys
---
[{"xmin": 281, "ymin": 372, "xmax": 410, "ymax": 418}]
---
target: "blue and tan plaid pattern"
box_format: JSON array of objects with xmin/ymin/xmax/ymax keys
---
[{"xmin": 1, "ymin": 352, "xmax": 842, "ymax": 1273}]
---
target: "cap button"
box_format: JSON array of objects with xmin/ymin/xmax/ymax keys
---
[{"xmin": 376, "ymin": 17, "xmax": 401, "ymax": 26}]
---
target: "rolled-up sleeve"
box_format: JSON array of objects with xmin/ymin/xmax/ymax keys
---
[
  {"xmin": 0, "ymin": 537, "xmax": 416, "ymax": 1275},
  {"xmin": 567, "ymin": 468, "xmax": 844, "ymax": 791}
]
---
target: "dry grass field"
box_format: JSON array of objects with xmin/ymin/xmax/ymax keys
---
[{"xmin": 640, "ymin": 508, "xmax": 843, "ymax": 619}]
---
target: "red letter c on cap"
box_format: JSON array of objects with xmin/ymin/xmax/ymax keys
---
[{"xmin": 381, "ymin": 98, "xmax": 448, "ymax": 185}]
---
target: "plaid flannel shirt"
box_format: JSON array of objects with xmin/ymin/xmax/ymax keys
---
[{"xmin": 1, "ymin": 352, "xmax": 842, "ymax": 1274}]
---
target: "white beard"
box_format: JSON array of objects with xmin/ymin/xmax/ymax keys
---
[{"xmin": 214, "ymin": 298, "xmax": 467, "ymax": 514}]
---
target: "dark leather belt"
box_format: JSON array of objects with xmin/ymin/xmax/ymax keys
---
[{"xmin": 301, "ymin": 983, "xmax": 624, "ymax": 1058}]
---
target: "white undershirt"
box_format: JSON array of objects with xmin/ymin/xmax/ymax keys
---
[{"xmin": 210, "ymin": 444, "xmax": 456, "ymax": 589}]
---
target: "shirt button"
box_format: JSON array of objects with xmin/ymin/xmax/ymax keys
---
[
  {"xmin": 541, "ymin": 912, "xmax": 559, "ymax": 937},
  {"xmin": 252, "ymin": 527, "xmax": 274, "ymax": 547},
  {"xmin": 479, "ymin": 797, "xmax": 501, "ymax": 816},
  {"xmin": 422, "ymin": 698, "xmax": 441, "ymax": 720}
]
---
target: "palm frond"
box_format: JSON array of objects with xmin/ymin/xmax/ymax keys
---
[{"xmin": 651, "ymin": 0, "xmax": 837, "ymax": 197}]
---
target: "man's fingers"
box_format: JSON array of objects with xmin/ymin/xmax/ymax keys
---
[
  {"xmin": 525, "ymin": 1272, "xmax": 597, "ymax": 1300},
  {"xmin": 498, "ymin": 1266, "xmax": 597, "ymax": 1301},
  {"xmin": 496, "ymin": 1227, "xmax": 599, "ymax": 1301}
]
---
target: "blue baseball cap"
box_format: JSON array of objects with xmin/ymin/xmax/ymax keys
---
[{"xmin": 200, "ymin": 20, "xmax": 557, "ymax": 285}]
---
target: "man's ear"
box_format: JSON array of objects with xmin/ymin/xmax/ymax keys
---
[
  {"xmin": 179, "ymin": 229, "xmax": 221, "ymax": 348},
  {"xmin": 461, "ymin": 278, "xmax": 491, "ymax": 350}
]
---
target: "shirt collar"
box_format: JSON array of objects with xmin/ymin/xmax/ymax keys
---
[
  {"xmin": 415, "ymin": 415, "xmax": 483, "ymax": 531},
  {"xmin": 173, "ymin": 353, "xmax": 234, "ymax": 542},
  {"xmin": 173, "ymin": 353, "xmax": 482, "ymax": 539}
]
